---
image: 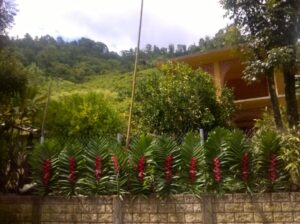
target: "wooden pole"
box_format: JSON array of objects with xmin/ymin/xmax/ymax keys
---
[{"xmin": 125, "ymin": 0, "xmax": 144, "ymax": 149}]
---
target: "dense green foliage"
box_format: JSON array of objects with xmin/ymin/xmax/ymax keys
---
[
  {"xmin": 221, "ymin": 0, "xmax": 300, "ymax": 129},
  {"xmin": 5, "ymin": 27, "xmax": 244, "ymax": 84},
  {"xmin": 0, "ymin": 54, "xmax": 44, "ymax": 193},
  {"xmin": 30, "ymin": 128, "xmax": 299, "ymax": 198},
  {"xmin": 44, "ymin": 92, "xmax": 125, "ymax": 138},
  {"xmin": 135, "ymin": 62, "xmax": 235, "ymax": 137}
]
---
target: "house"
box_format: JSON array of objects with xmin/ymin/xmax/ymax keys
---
[{"xmin": 173, "ymin": 48, "xmax": 287, "ymax": 129}]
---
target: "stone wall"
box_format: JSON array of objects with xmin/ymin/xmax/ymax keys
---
[{"xmin": 0, "ymin": 192, "xmax": 299, "ymax": 223}]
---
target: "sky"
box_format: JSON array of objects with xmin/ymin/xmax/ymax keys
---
[{"xmin": 9, "ymin": 0, "xmax": 231, "ymax": 53}]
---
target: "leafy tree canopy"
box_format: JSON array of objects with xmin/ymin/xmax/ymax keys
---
[
  {"xmin": 44, "ymin": 92, "xmax": 125, "ymax": 138},
  {"xmin": 0, "ymin": 0, "xmax": 16, "ymax": 35},
  {"xmin": 134, "ymin": 62, "xmax": 235, "ymax": 137}
]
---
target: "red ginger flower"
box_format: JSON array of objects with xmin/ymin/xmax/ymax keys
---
[
  {"xmin": 242, "ymin": 152, "xmax": 249, "ymax": 182},
  {"xmin": 137, "ymin": 155, "xmax": 146, "ymax": 182},
  {"xmin": 95, "ymin": 155, "xmax": 102, "ymax": 181},
  {"xmin": 213, "ymin": 157, "xmax": 222, "ymax": 183},
  {"xmin": 165, "ymin": 154, "xmax": 173, "ymax": 182},
  {"xmin": 189, "ymin": 156, "xmax": 197, "ymax": 183},
  {"xmin": 42, "ymin": 159, "xmax": 51, "ymax": 187},
  {"xmin": 268, "ymin": 154, "xmax": 277, "ymax": 183},
  {"xmin": 68, "ymin": 156, "xmax": 76, "ymax": 184},
  {"xmin": 111, "ymin": 155, "xmax": 119, "ymax": 174}
]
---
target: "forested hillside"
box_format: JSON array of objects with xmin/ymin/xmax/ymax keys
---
[{"xmin": 6, "ymin": 25, "xmax": 240, "ymax": 84}]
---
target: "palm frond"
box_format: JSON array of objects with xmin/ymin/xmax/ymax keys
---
[{"xmin": 152, "ymin": 136, "xmax": 181, "ymax": 199}]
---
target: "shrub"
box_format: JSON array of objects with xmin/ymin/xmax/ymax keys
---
[{"xmin": 45, "ymin": 92, "xmax": 124, "ymax": 138}]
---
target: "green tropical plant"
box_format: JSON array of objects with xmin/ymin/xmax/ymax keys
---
[
  {"xmin": 30, "ymin": 140, "xmax": 60, "ymax": 195},
  {"xmin": 57, "ymin": 141, "xmax": 85, "ymax": 196},
  {"xmin": 222, "ymin": 129, "xmax": 253, "ymax": 192},
  {"xmin": 252, "ymin": 130, "xmax": 289, "ymax": 192},
  {"xmin": 152, "ymin": 136, "xmax": 181, "ymax": 199},
  {"xmin": 128, "ymin": 134, "xmax": 154, "ymax": 195},
  {"xmin": 204, "ymin": 128, "xmax": 231, "ymax": 192},
  {"xmin": 179, "ymin": 132, "xmax": 205, "ymax": 194},
  {"xmin": 280, "ymin": 131, "xmax": 300, "ymax": 188},
  {"xmin": 108, "ymin": 142, "xmax": 128, "ymax": 198},
  {"xmin": 82, "ymin": 137, "xmax": 111, "ymax": 195}
]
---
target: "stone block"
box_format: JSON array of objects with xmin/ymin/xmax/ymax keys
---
[
  {"xmin": 213, "ymin": 202, "xmax": 225, "ymax": 212},
  {"xmin": 95, "ymin": 204, "xmax": 106, "ymax": 213},
  {"xmin": 215, "ymin": 194, "xmax": 233, "ymax": 202},
  {"xmin": 254, "ymin": 212, "xmax": 273, "ymax": 222},
  {"xmin": 271, "ymin": 192, "xmax": 290, "ymax": 202},
  {"xmin": 173, "ymin": 194, "xmax": 185, "ymax": 203},
  {"xmin": 65, "ymin": 213, "xmax": 81, "ymax": 222},
  {"xmin": 158, "ymin": 203, "xmax": 176, "ymax": 213},
  {"xmin": 281, "ymin": 202, "xmax": 295, "ymax": 211},
  {"xmin": 244, "ymin": 203, "xmax": 263, "ymax": 212},
  {"xmin": 52, "ymin": 213, "xmax": 66, "ymax": 222},
  {"xmin": 294, "ymin": 212, "xmax": 300, "ymax": 222},
  {"xmin": 133, "ymin": 213, "xmax": 150, "ymax": 222},
  {"xmin": 235, "ymin": 213, "xmax": 254, "ymax": 222},
  {"xmin": 193, "ymin": 203, "xmax": 202, "ymax": 212},
  {"xmin": 291, "ymin": 192, "xmax": 300, "ymax": 202},
  {"xmin": 263, "ymin": 202, "xmax": 282, "ymax": 212},
  {"xmin": 149, "ymin": 213, "xmax": 168, "ymax": 222},
  {"xmin": 176, "ymin": 204, "xmax": 194, "ymax": 212},
  {"xmin": 185, "ymin": 213, "xmax": 202, "ymax": 223},
  {"xmin": 225, "ymin": 203, "xmax": 244, "ymax": 212},
  {"xmin": 123, "ymin": 213, "xmax": 132, "ymax": 222},
  {"xmin": 105, "ymin": 205, "xmax": 113, "ymax": 212},
  {"xmin": 252, "ymin": 193, "xmax": 271, "ymax": 202},
  {"xmin": 41, "ymin": 213, "xmax": 51, "ymax": 222},
  {"xmin": 216, "ymin": 213, "xmax": 235, "ymax": 222},
  {"xmin": 140, "ymin": 203, "xmax": 157, "ymax": 212},
  {"xmin": 98, "ymin": 213, "xmax": 112, "ymax": 222},
  {"xmin": 82, "ymin": 213, "xmax": 97, "ymax": 222},
  {"xmin": 185, "ymin": 195, "xmax": 201, "ymax": 203},
  {"xmin": 81, "ymin": 203, "xmax": 98, "ymax": 213},
  {"xmin": 168, "ymin": 213, "xmax": 185, "ymax": 222},
  {"xmin": 273, "ymin": 212, "xmax": 293, "ymax": 222},
  {"xmin": 234, "ymin": 193, "xmax": 252, "ymax": 202}
]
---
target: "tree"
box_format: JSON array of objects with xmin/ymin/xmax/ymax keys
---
[
  {"xmin": 221, "ymin": 0, "xmax": 299, "ymax": 129},
  {"xmin": 135, "ymin": 62, "xmax": 235, "ymax": 137},
  {"xmin": 0, "ymin": 0, "xmax": 16, "ymax": 35}
]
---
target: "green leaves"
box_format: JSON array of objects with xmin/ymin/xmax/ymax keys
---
[
  {"xmin": 152, "ymin": 136, "xmax": 181, "ymax": 199},
  {"xmin": 252, "ymin": 130, "xmax": 289, "ymax": 191},
  {"xmin": 45, "ymin": 92, "xmax": 124, "ymax": 138},
  {"xmin": 135, "ymin": 62, "xmax": 234, "ymax": 137},
  {"xmin": 30, "ymin": 128, "xmax": 296, "ymax": 197},
  {"xmin": 128, "ymin": 134, "xmax": 153, "ymax": 195},
  {"xmin": 179, "ymin": 132, "xmax": 205, "ymax": 193}
]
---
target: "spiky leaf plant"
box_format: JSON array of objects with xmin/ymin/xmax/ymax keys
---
[
  {"xmin": 280, "ymin": 131, "xmax": 300, "ymax": 188},
  {"xmin": 82, "ymin": 137, "xmax": 110, "ymax": 195},
  {"xmin": 30, "ymin": 140, "xmax": 60, "ymax": 195},
  {"xmin": 57, "ymin": 141, "xmax": 85, "ymax": 196},
  {"xmin": 128, "ymin": 134, "xmax": 154, "ymax": 195},
  {"xmin": 252, "ymin": 130, "xmax": 289, "ymax": 192},
  {"xmin": 107, "ymin": 141, "xmax": 128, "ymax": 199},
  {"xmin": 222, "ymin": 129, "xmax": 253, "ymax": 192},
  {"xmin": 152, "ymin": 136, "xmax": 181, "ymax": 199},
  {"xmin": 204, "ymin": 128, "xmax": 231, "ymax": 192},
  {"xmin": 179, "ymin": 132, "xmax": 205, "ymax": 194}
]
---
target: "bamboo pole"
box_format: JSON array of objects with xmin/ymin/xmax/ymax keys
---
[
  {"xmin": 125, "ymin": 0, "xmax": 144, "ymax": 149},
  {"xmin": 40, "ymin": 81, "xmax": 52, "ymax": 144}
]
